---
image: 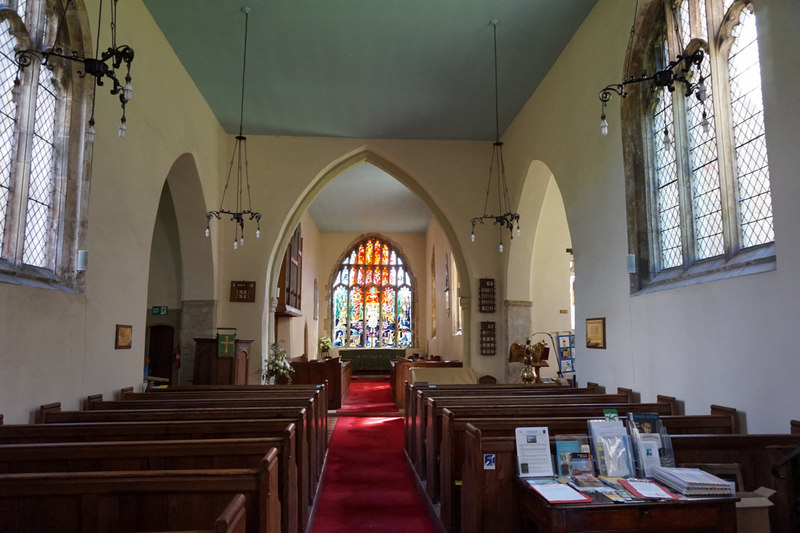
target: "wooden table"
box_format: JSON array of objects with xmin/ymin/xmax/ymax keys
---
[{"xmin": 515, "ymin": 477, "xmax": 737, "ymax": 532}]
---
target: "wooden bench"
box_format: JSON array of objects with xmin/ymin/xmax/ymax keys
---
[
  {"xmin": 461, "ymin": 423, "xmax": 798, "ymax": 533},
  {"xmin": 280, "ymin": 357, "xmax": 352, "ymax": 409},
  {"xmin": 404, "ymin": 383, "xmax": 600, "ymax": 462},
  {"xmin": 439, "ymin": 408, "xmax": 738, "ymax": 533},
  {"xmin": 422, "ymin": 398, "xmax": 676, "ymax": 505},
  {"xmin": 96, "ymin": 390, "xmax": 326, "ymax": 487},
  {"xmin": 0, "ymin": 419, "xmax": 300, "ymax": 533},
  {"xmin": 412, "ymin": 391, "xmax": 645, "ymax": 483},
  {"xmin": 391, "ymin": 358, "xmax": 466, "ymax": 407},
  {"xmin": 0, "ymin": 451, "xmax": 280, "ymax": 533},
  {"xmin": 40, "ymin": 402, "xmax": 317, "ymax": 513}
]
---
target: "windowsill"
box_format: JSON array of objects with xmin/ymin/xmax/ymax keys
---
[
  {"xmin": 0, "ymin": 260, "xmax": 82, "ymax": 294},
  {"xmin": 633, "ymin": 243, "xmax": 776, "ymax": 295}
]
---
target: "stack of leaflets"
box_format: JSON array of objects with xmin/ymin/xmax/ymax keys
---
[
  {"xmin": 587, "ymin": 418, "xmax": 634, "ymax": 477},
  {"xmin": 626, "ymin": 413, "xmax": 675, "ymax": 477},
  {"xmin": 651, "ymin": 466, "xmax": 734, "ymax": 496},
  {"xmin": 554, "ymin": 434, "xmax": 594, "ymax": 476}
]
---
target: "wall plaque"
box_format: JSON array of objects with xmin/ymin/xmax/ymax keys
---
[
  {"xmin": 480, "ymin": 321, "xmax": 496, "ymax": 355},
  {"xmin": 478, "ymin": 278, "xmax": 496, "ymax": 313},
  {"xmin": 230, "ymin": 281, "xmax": 256, "ymax": 302}
]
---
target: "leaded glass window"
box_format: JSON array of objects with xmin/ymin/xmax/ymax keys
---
[
  {"xmin": 627, "ymin": 0, "xmax": 773, "ymax": 288},
  {"xmin": 331, "ymin": 237, "xmax": 413, "ymax": 348},
  {"xmin": 0, "ymin": 0, "xmax": 77, "ymax": 280}
]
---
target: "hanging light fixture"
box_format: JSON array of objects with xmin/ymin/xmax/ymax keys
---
[
  {"xmin": 10, "ymin": 0, "xmax": 134, "ymax": 138},
  {"xmin": 470, "ymin": 20, "xmax": 520, "ymax": 254},
  {"xmin": 597, "ymin": 0, "xmax": 706, "ymax": 136},
  {"xmin": 205, "ymin": 7, "xmax": 262, "ymax": 250}
]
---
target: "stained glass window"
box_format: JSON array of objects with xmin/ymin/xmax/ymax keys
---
[{"xmin": 332, "ymin": 237, "xmax": 413, "ymax": 348}]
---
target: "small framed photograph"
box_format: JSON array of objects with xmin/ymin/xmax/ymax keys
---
[
  {"xmin": 585, "ymin": 317, "xmax": 606, "ymax": 349},
  {"xmin": 115, "ymin": 324, "xmax": 132, "ymax": 349}
]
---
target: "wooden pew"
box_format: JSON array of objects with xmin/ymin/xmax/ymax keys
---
[
  {"xmin": 0, "ymin": 451, "xmax": 280, "ymax": 533},
  {"xmin": 93, "ymin": 391, "xmax": 326, "ymax": 487},
  {"xmin": 461, "ymin": 423, "xmax": 800, "ymax": 533},
  {"xmin": 39, "ymin": 402, "xmax": 316, "ymax": 513},
  {"xmin": 118, "ymin": 385, "xmax": 327, "ymax": 464},
  {"xmin": 423, "ymin": 399, "xmax": 676, "ymax": 504},
  {"xmin": 439, "ymin": 408, "xmax": 737, "ymax": 533},
  {"xmin": 279, "ymin": 357, "xmax": 351, "ymax": 409},
  {"xmin": 391, "ymin": 358, "xmax": 465, "ymax": 407},
  {"xmin": 411, "ymin": 390, "xmax": 647, "ymax": 483},
  {"xmin": 405, "ymin": 383, "xmax": 602, "ymax": 464},
  {"xmin": 117, "ymin": 385, "xmax": 328, "ymax": 458},
  {"xmin": 0, "ymin": 419, "xmax": 300, "ymax": 533}
]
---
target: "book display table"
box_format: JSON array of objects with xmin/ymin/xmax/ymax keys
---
[{"xmin": 515, "ymin": 477, "xmax": 737, "ymax": 532}]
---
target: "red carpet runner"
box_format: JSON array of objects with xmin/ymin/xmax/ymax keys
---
[
  {"xmin": 336, "ymin": 380, "xmax": 398, "ymax": 414},
  {"xmin": 313, "ymin": 383, "xmax": 436, "ymax": 532}
]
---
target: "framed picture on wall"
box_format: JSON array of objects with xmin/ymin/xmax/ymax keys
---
[
  {"xmin": 585, "ymin": 317, "xmax": 606, "ymax": 349},
  {"xmin": 115, "ymin": 324, "xmax": 132, "ymax": 349}
]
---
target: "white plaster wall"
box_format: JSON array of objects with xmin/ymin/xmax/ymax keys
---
[
  {"xmin": 0, "ymin": 0, "xmax": 227, "ymax": 422},
  {"xmin": 425, "ymin": 217, "xmax": 465, "ymax": 362},
  {"xmin": 147, "ymin": 186, "xmax": 182, "ymax": 310},
  {"xmin": 501, "ymin": 0, "xmax": 800, "ymax": 432}
]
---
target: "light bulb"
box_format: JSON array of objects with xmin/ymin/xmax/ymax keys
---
[
  {"xmin": 205, "ymin": 227, "xmax": 210, "ymax": 238},
  {"xmin": 470, "ymin": 232, "xmax": 475, "ymax": 243},
  {"xmin": 663, "ymin": 127, "xmax": 671, "ymax": 150},
  {"xmin": 239, "ymin": 236, "xmax": 245, "ymax": 247},
  {"xmin": 233, "ymin": 239, "xmax": 238, "ymax": 250},
  {"xmin": 509, "ymin": 235, "xmax": 514, "ymax": 246},
  {"xmin": 600, "ymin": 116, "xmax": 608, "ymax": 136},
  {"xmin": 87, "ymin": 119, "xmax": 96, "ymax": 142},
  {"xmin": 11, "ymin": 77, "xmax": 20, "ymax": 104},
  {"xmin": 123, "ymin": 75, "xmax": 133, "ymax": 102},
  {"xmin": 516, "ymin": 227, "xmax": 521, "ymax": 237},
  {"xmin": 256, "ymin": 229, "xmax": 261, "ymax": 239},
  {"xmin": 696, "ymin": 80, "xmax": 707, "ymax": 102},
  {"xmin": 499, "ymin": 242, "xmax": 504, "ymax": 253},
  {"xmin": 701, "ymin": 112, "xmax": 710, "ymax": 134},
  {"xmin": 118, "ymin": 117, "xmax": 127, "ymax": 139}
]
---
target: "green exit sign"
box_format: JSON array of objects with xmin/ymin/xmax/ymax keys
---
[{"xmin": 151, "ymin": 306, "xmax": 168, "ymax": 316}]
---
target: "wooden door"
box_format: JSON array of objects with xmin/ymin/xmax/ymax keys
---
[{"xmin": 148, "ymin": 325, "xmax": 174, "ymax": 381}]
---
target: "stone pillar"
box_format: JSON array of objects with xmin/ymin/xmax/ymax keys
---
[
  {"xmin": 179, "ymin": 299, "xmax": 216, "ymax": 384},
  {"xmin": 505, "ymin": 300, "xmax": 532, "ymax": 383}
]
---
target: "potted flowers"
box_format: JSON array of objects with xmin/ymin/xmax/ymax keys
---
[
  {"xmin": 318, "ymin": 336, "xmax": 333, "ymax": 359},
  {"xmin": 263, "ymin": 342, "xmax": 294, "ymax": 384}
]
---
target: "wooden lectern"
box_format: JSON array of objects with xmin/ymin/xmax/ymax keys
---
[{"xmin": 193, "ymin": 337, "xmax": 252, "ymax": 385}]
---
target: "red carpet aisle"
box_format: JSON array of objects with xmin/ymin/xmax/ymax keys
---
[
  {"xmin": 336, "ymin": 380, "xmax": 399, "ymax": 414},
  {"xmin": 313, "ymin": 383, "xmax": 436, "ymax": 532}
]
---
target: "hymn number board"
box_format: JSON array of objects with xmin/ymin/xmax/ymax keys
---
[
  {"xmin": 479, "ymin": 278, "xmax": 496, "ymax": 313},
  {"xmin": 230, "ymin": 281, "xmax": 256, "ymax": 302},
  {"xmin": 480, "ymin": 321, "xmax": 496, "ymax": 355}
]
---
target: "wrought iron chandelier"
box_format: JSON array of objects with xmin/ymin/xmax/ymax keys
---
[
  {"xmin": 470, "ymin": 20, "xmax": 520, "ymax": 254},
  {"xmin": 598, "ymin": 0, "xmax": 708, "ymax": 140},
  {"xmin": 10, "ymin": 0, "xmax": 134, "ymax": 139},
  {"xmin": 205, "ymin": 7, "xmax": 262, "ymax": 250}
]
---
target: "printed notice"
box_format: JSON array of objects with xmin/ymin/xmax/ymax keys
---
[{"xmin": 515, "ymin": 427, "xmax": 553, "ymax": 477}]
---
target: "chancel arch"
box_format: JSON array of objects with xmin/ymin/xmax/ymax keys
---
[{"xmin": 265, "ymin": 147, "xmax": 472, "ymax": 367}]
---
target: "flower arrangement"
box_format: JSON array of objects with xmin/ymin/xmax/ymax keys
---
[
  {"xmin": 318, "ymin": 336, "xmax": 333, "ymax": 354},
  {"xmin": 263, "ymin": 342, "xmax": 294, "ymax": 384}
]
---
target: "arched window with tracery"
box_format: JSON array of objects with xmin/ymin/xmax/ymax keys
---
[
  {"xmin": 624, "ymin": 0, "xmax": 773, "ymax": 290},
  {"xmin": 331, "ymin": 236, "xmax": 413, "ymax": 348},
  {"xmin": 1, "ymin": 0, "xmax": 90, "ymax": 290}
]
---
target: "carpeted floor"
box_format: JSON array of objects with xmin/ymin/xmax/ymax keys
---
[
  {"xmin": 313, "ymin": 382, "xmax": 436, "ymax": 532},
  {"xmin": 336, "ymin": 381, "xmax": 399, "ymax": 414}
]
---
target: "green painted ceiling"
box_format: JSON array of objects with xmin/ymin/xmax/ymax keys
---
[{"xmin": 141, "ymin": 0, "xmax": 598, "ymax": 141}]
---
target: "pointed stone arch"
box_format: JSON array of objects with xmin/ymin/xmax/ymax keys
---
[
  {"xmin": 158, "ymin": 153, "xmax": 216, "ymax": 382},
  {"xmin": 265, "ymin": 146, "xmax": 473, "ymax": 364}
]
